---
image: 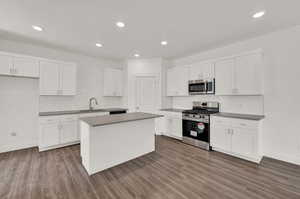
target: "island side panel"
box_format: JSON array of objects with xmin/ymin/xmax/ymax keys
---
[
  {"xmin": 89, "ymin": 118, "xmax": 155, "ymax": 175},
  {"xmin": 80, "ymin": 121, "xmax": 91, "ymax": 174}
]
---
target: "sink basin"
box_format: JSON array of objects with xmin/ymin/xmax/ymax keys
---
[{"xmin": 78, "ymin": 109, "xmax": 106, "ymax": 113}]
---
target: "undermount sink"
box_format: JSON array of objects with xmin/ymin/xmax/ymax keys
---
[{"xmin": 79, "ymin": 109, "xmax": 106, "ymax": 113}]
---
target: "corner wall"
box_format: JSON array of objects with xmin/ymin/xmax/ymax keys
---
[{"xmin": 171, "ymin": 25, "xmax": 300, "ymax": 165}]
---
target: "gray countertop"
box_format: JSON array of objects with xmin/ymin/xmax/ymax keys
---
[
  {"xmin": 212, "ymin": 112, "xmax": 265, "ymax": 121},
  {"xmin": 160, "ymin": 108, "xmax": 186, "ymax": 113},
  {"xmin": 80, "ymin": 112, "xmax": 163, "ymax": 127},
  {"xmin": 39, "ymin": 108, "xmax": 128, "ymax": 116}
]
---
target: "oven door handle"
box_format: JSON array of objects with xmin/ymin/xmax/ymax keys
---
[{"xmin": 182, "ymin": 117, "xmax": 208, "ymax": 123}]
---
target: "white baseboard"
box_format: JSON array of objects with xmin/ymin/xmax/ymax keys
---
[
  {"xmin": 39, "ymin": 141, "xmax": 80, "ymax": 152},
  {"xmin": 263, "ymin": 152, "xmax": 300, "ymax": 166},
  {"xmin": 212, "ymin": 147, "xmax": 262, "ymax": 164},
  {"xmin": 0, "ymin": 143, "xmax": 37, "ymax": 153}
]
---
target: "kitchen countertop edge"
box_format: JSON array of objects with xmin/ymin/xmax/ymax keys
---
[
  {"xmin": 212, "ymin": 112, "xmax": 265, "ymax": 121},
  {"xmin": 80, "ymin": 112, "xmax": 163, "ymax": 127},
  {"xmin": 39, "ymin": 108, "xmax": 128, "ymax": 117}
]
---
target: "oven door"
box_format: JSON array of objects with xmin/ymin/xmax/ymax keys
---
[
  {"xmin": 188, "ymin": 81, "xmax": 206, "ymax": 95},
  {"xmin": 182, "ymin": 119, "xmax": 209, "ymax": 142}
]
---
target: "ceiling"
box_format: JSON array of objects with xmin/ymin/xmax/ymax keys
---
[{"xmin": 0, "ymin": 0, "xmax": 299, "ymax": 60}]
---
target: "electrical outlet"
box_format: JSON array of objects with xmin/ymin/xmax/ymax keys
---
[{"xmin": 10, "ymin": 132, "xmax": 17, "ymax": 137}]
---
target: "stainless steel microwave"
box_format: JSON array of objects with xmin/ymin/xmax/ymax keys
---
[{"xmin": 188, "ymin": 79, "xmax": 215, "ymax": 95}]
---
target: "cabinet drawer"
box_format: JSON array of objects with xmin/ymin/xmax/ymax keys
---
[
  {"xmin": 210, "ymin": 116, "xmax": 232, "ymax": 125},
  {"xmin": 60, "ymin": 115, "xmax": 78, "ymax": 121},
  {"xmin": 230, "ymin": 118, "xmax": 259, "ymax": 129},
  {"xmin": 211, "ymin": 116, "xmax": 259, "ymax": 129}
]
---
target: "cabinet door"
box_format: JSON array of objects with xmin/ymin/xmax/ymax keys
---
[
  {"xmin": 155, "ymin": 116, "xmax": 166, "ymax": 135},
  {"xmin": 60, "ymin": 63, "xmax": 77, "ymax": 95},
  {"xmin": 175, "ymin": 66, "xmax": 189, "ymax": 96},
  {"xmin": 167, "ymin": 68, "xmax": 175, "ymax": 96},
  {"xmin": 60, "ymin": 119, "xmax": 78, "ymax": 143},
  {"xmin": 39, "ymin": 121, "xmax": 60, "ymax": 148},
  {"xmin": 189, "ymin": 62, "xmax": 214, "ymax": 80},
  {"xmin": 215, "ymin": 59, "xmax": 235, "ymax": 95},
  {"xmin": 114, "ymin": 69, "xmax": 123, "ymax": 96},
  {"xmin": 39, "ymin": 61, "xmax": 60, "ymax": 95},
  {"xmin": 13, "ymin": 57, "xmax": 39, "ymax": 78},
  {"xmin": 171, "ymin": 117, "xmax": 182, "ymax": 139},
  {"xmin": 210, "ymin": 124, "xmax": 231, "ymax": 152},
  {"xmin": 164, "ymin": 116, "xmax": 172, "ymax": 136},
  {"xmin": 235, "ymin": 53, "xmax": 263, "ymax": 95},
  {"xmin": 0, "ymin": 54, "xmax": 13, "ymax": 75},
  {"xmin": 231, "ymin": 127, "xmax": 257, "ymax": 158}
]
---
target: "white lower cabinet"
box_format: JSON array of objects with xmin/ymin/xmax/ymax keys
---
[
  {"xmin": 39, "ymin": 112, "xmax": 109, "ymax": 151},
  {"xmin": 60, "ymin": 118, "xmax": 78, "ymax": 144},
  {"xmin": 159, "ymin": 111, "xmax": 182, "ymax": 140},
  {"xmin": 39, "ymin": 115, "xmax": 79, "ymax": 151},
  {"xmin": 210, "ymin": 116, "xmax": 262, "ymax": 163},
  {"xmin": 39, "ymin": 119, "xmax": 60, "ymax": 149}
]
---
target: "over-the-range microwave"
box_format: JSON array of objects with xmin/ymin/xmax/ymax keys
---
[{"xmin": 188, "ymin": 79, "xmax": 215, "ymax": 95}]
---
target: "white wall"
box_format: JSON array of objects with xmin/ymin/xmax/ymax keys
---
[
  {"xmin": 171, "ymin": 25, "xmax": 300, "ymax": 165},
  {"xmin": 0, "ymin": 76, "xmax": 38, "ymax": 152},
  {"xmin": 0, "ymin": 38, "xmax": 124, "ymax": 152},
  {"xmin": 125, "ymin": 58, "xmax": 172, "ymax": 112}
]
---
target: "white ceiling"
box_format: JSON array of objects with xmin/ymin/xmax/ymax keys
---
[{"xmin": 0, "ymin": 0, "xmax": 299, "ymax": 60}]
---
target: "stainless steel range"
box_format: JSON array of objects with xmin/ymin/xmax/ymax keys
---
[{"xmin": 182, "ymin": 101, "xmax": 219, "ymax": 150}]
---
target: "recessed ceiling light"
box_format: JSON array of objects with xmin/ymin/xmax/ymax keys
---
[
  {"xmin": 161, "ymin": 41, "xmax": 168, "ymax": 46},
  {"xmin": 95, "ymin": 43, "xmax": 103, "ymax": 47},
  {"xmin": 32, "ymin": 25, "xmax": 43, "ymax": 31},
  {"xmin": 252, "ymin": 11, "xmax": 265, "ymax": 19},
  {"xmin": 134, "ymin": 53, "xmax": 140, "ymax": 57},
  {"xmin": 116, "ymin": 21, "xmax": 125, "ymax": 28}
]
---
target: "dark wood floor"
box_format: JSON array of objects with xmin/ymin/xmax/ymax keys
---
[{"xmin": 1, "ymin": 136, "xmax": 300, "ymax": 199}]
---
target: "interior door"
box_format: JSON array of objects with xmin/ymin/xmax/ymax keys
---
[
  {"xmin": 135, "ymin": 76, "xmax": 157, "ymax": 113},
  {"xmin": 13, "ymin": 57, "xmax": 39, "ymax": 78},
  {"xmin": 0, "ymin": 54, "xmax": 13, "ymax": 75},
  {"xmin": 39, "ymin": 61, "xmax": 60, "ymax": 95},
  {"xmin": 60, "ymin": 63, "xmax": 76, "ymax": 95}
]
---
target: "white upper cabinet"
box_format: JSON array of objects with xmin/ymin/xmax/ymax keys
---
[
  {"xmin": 40, "ymin": 61, "xmax": 60, "ymax": 95},
  {"xmin": 215, "ymin": 52, "xmax": 263, "ymax": 95},
  {"xmin": 0, "ymin": 53, "xmax": 39, "ymax": 78},
  {"xmin": 40, "ymin": 61, "xmax": 77, "ymax": 96},
  {"xmin": 60, "ymin": 63, "xmax": 77, "ymax": 95},
  {"xmin": 0, "ymin": 54, "xmax": 13, "ymax": 75},
  {"xmin": 167, "ymin": 66, "xmax": 189, "ymax": 96},
  {"xmin": 215, "ymin": 58, "xmax": 235, "ymax": 95},
  {"xmin": 189, "ymin": 61, "xmax": 214, "ymax": 80},
  {"xmin": 235, "ymin": 53, "xmax": 263, "ymax": 95},
  {"xmin": 103, "ymin": 68, "xmax": 123, "ymax": 96},
  {"xmin": 13, "ymin": 57, "xmax": 39, "ymax": 78}
]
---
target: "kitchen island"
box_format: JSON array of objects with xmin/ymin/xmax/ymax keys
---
[{"xmin": 79, "ymin": 112, "xmax": 162, "ymax": 175}]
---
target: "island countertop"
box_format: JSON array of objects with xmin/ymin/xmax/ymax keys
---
[{"xmin": 80, "ymin": 112, "xmax": 163, "ymax": 127}]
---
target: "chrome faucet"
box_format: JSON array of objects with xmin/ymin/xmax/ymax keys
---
[{"xmin": 89, "ymin": 97, "xmax": 98, "ymax": 110}]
